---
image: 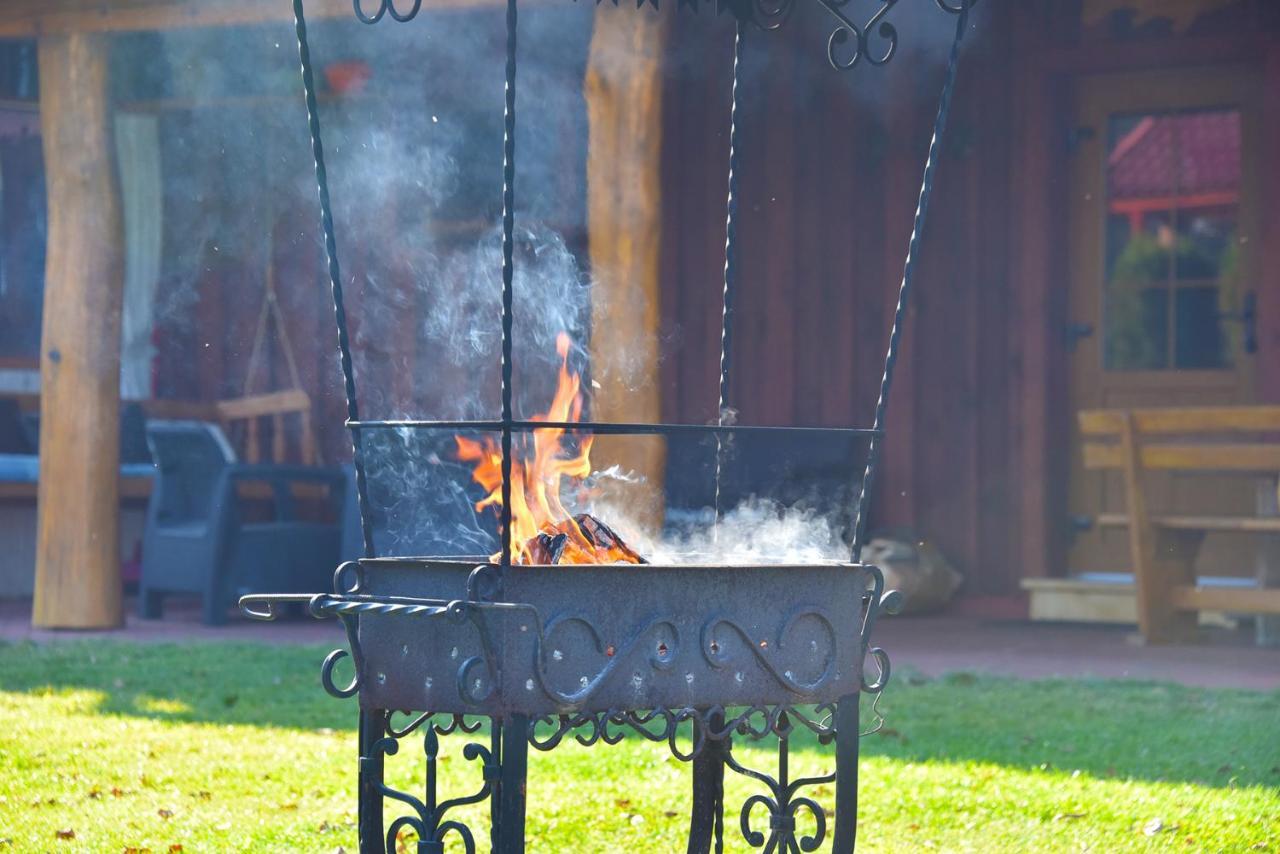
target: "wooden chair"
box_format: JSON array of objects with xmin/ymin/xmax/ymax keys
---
[{"xmin": 1079, "ymin": 406, "xmax": 1280, "ymax": 643}]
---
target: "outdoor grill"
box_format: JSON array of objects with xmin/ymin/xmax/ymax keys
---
[{"xmin": 240, "ymin": 0, "xmax": 976, "ymax": 851}]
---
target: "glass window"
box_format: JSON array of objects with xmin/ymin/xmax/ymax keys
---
[{"xmin": 1102, "ymin": 108, "xmax": 1241, "ymax": 371}]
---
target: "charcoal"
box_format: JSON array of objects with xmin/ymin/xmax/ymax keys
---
[
  {"xmin": 528, "ymin": 531, "xmax": 569, "ymax": 565},
  {"xmin": 574, "ymin": 513, "xmax": 648, "ymax": 564}
]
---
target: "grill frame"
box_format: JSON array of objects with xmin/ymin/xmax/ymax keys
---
[{"xmin": 243, "ymin": 0, "xmax": 977, "ymax": 850}]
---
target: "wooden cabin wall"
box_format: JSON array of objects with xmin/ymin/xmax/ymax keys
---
[{"xmin": 658, "ymin": 3, "xmax": 1020, "ymax": 596}]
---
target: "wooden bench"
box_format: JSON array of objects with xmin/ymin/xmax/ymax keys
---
[{"xmin": 1080, "ymin": 406, "xmax": 1280, "ymax": 643}]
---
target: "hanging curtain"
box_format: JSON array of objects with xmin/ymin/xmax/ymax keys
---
[{"xmin": 114, "ymin": 112, "xmax": 163, "ymax": 400}]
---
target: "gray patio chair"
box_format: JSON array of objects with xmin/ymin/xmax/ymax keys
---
[{"xmin": 139, "ymin": 421, "xmax": 344, "ymax": 625}]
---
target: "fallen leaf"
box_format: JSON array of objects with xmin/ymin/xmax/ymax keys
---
[
  {"xmin": 195, "ymin": 791, "xmax": 211, "ymax": 801},
  {"xmin": 158, "ymin": 808, "xmax": 174, "ymax": 820},
  {"xmin": 663, "ymin": 811, "xmax": 678, "ymax": 818},
  {"xmin": 111, "ymin": 787, "xmax": 126, "ymax": 797},
  {"xmin": 169, "ymin": 845, "xmax": 184, "ymax": 853},
  {"xmin": 1144, "ymin": 818, "xmax": 1164, "ymax": 836},
  {"xmin": 54, "ymin": 829, "xmax": 75, "ymax": 840},
  {"xmin": 1054, "ymin": 812, "xmax": 1087, "ymax": 821},
  {"xmin": 88, "ymin": 789, "xmax": 103, "ymax": 800}
]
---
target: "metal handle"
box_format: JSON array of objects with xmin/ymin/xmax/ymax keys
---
[
  {"xmin": 1241, "ymin": 291, "xmax": 1257, "ymax": 355},
  {"xmin": 1217, "ymin": 291, "xmax": 1257, "ymax": 355},
  {"xmin": 1066, "ymin": 322, "xmax": 1095, "ymax": 353}
]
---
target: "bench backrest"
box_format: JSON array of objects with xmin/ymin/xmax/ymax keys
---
[
  {"xmin": 1079, "ymin": 407, "xmax": 1280, "ymax": 473},
  {"xmin": 214, "ymin": 389, "xmax": 317, "ymax": 466}
]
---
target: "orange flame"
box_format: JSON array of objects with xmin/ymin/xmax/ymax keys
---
[{"xmin": 455, "ymin": 333, "xmax": 639, "ymax": 564}]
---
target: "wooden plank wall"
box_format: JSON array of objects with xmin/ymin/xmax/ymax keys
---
[{"xmin": 657, "ymin": 3, "xmax": 1020, "ymax": 596}]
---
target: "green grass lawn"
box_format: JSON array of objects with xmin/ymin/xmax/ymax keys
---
[{"xmin": 1, "ymin": 640, "xmax": 1277, "ymax": 852}]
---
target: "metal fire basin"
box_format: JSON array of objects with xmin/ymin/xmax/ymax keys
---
[{"xmin": 354, "ymin": 558, "xmax": 875, "ymax": 717}]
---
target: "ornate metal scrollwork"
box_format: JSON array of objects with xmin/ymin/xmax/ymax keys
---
[
  {"xmin": 345, "ymin": 0, "xmax": 979, "ymax": 77},
  {"xmin": 531, "ymin": 615, "xmax": 681, "ymax": 707},
  {"xmin": 526, "ymin": 701, "xmax": 838, "ymax": 762},
  {"xmin": 374, "ymin": 720, "xmax": 499, "ymax": 854},
  {"xmin": 725, "ymin": 711, "xmax": 836, "ymax": 853},
  {"xmin": 353, "ymin": 0, "xmax": 423, "ymax": 24},
  {"xmin": 859, "ymin": 566, "xmax": 902, "ymax": 695},
  {"xmin": 701, "ymin": 607, "xmax": 838, "ymax": 696},
  {"xmin": 746, "ymin": 0, "xmax": 977, "ymax": 71}
]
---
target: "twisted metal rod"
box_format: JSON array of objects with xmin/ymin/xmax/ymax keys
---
[
  {"xmin": 713, "ymin": 20, "xmax": 745, "ymax": 538},
  {"xmin": 293, "ymin": 0, "xmax": 375, "ymax": 559},
  {"xmin": 851, "ymin": 8, "xmax": 968, "ymax": 561},
  {"xmin": 499, "ymin": 0, "xmax": 519, "ymax": 573}
]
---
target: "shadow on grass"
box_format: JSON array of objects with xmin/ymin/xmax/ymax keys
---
[{"xmin": 2, "ymin": 640, "xmax": 1278, "ymax": 790}]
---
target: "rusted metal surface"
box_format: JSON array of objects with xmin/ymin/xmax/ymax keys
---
[{"xmin": 349, "ymin": 559, "xmax": 874, "ymax": 715}]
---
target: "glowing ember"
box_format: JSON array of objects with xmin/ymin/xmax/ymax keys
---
[{"xmin": 455, "ymin": 333, "xmax": 646, "ymax": 565}]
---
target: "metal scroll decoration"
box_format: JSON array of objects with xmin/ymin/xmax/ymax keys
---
[
  {"xmin": 350, "ymin": 0, "xmax": 977, "ymax": 71},
  {"xmin": 241, "ymin": 563, "xmax": 902, "ymax": 849}
]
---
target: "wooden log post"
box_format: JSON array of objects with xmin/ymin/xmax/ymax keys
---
[
  {"xmin": 32, "ymin": 32, "xmax": 126, "ymax": 629},
  {"xmin": 585, "ymin": 5, "xmax": 669, "ymax": 535}
]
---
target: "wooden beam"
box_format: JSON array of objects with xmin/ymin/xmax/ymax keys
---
[
  {"xmin": 1169, "ymin": 585, "xmax": 1280, "ymax": 616},
  {"xmin": 1008, "ymin": 9, "xmax": 1070, "ymax": 581},
  {"xmin": 1037, "ymin": 33, "xmax": 1271, "ymax": 75},
  {"xmin": 1095, "ymin": 512, "xmax": 1280, "ymax": 534},
  {"xmin": 1118, "ymin": 414, "xmax": 1199, "ymax": 643},
  {"xmin": 584, "ymin": 4, "xmax": 669, "ymax": 536},
  {"xmin": 1083, "ymin": 442, "xmax": 1280, "ymax": 472},
  {"xmin": 1079, "ymin": 406, "xmax": 1280, "ymax": 435},
  {"xmin": 1260, "ymin": 45, "xmax": 1280, "ymax": 408},
  {"xmin": 32, "ymin": 32, "xmax": 126, "ymax": 629},
  {"xmin": 0, "ymin": 0, "xmax": 512, "ymax": 37},
  {"xmin": 215, "ymin": 388, "xmax": 311, "ymax": 420}
]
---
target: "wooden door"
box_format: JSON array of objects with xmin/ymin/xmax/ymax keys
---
[{"xmin": 1067, "ymin": 67, "xmax": 1264, "ymax": 577}]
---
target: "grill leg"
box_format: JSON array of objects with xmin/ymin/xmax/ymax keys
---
[
  {"xmin": 687, "ymin": 710, "xmax": 725, "ymax": 854},
  {"xmin": 496, "ymin": 714, "xmax": 529, "ymax": 853},
  {"xmin": 831, "ymin": 695, "xmax": 860, "ymax": 853},
  {"xmin": 357, "ymin": 708, "xmax": 385, "ymax": 854}
]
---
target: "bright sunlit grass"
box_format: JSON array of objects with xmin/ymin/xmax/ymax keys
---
[{"xmin": 1, "ymin": 641, "xmax": 1277, "ymax": 851}]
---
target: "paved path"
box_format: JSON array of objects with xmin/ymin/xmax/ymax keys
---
[{"xmin": 3, "ymin": 599, "xmax": 1277, "ymax": 691}]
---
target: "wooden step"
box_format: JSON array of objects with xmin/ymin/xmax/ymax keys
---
[
  {"xmin": 1094, "ymin": 513, "xmax": 1280, "ymax": 533},
  {"xmin": 1022, "ymin": 574, "xmax": 1254, "ymax": 626}
]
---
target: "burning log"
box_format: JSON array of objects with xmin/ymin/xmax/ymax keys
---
[
  {"xmin": 456, "ymin": 333, "xmax": 651, "ymax": 567},
  {"xmin": 528, "ymin": 531, "xmax": 569, "ymax": 565},
  {"xmin": 573, "ymin": 513, "xmax": 647, "ymax": 564},
  {"xmin": 520, "ymin": 513, "xmax": 647, "ymax": 565}
]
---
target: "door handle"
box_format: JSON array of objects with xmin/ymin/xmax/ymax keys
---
[
  {"xmin": 1219, "ymin": 291, "xmax": 1257, "ymax": 355},
  {"xmin": 1065, "ymin": 322, "xmax": 1095, "ymax": 352}
]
